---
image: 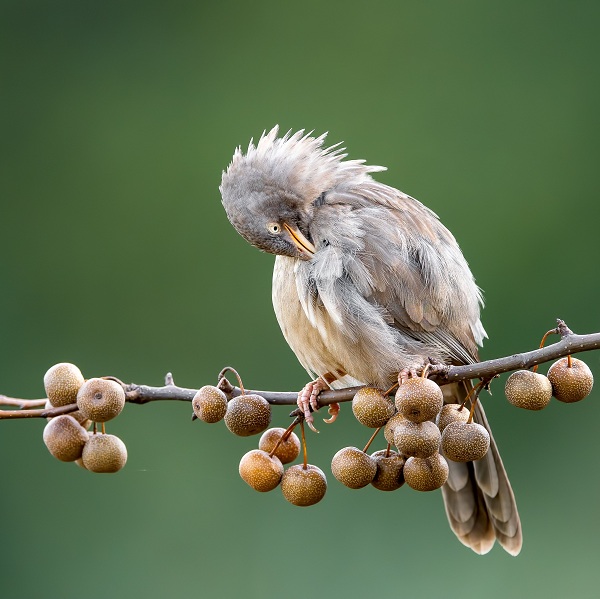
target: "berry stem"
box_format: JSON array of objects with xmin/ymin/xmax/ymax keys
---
[
  {"xmin": 567, "ymin": 354, "xmax": 573, "ymax": 368},
  {"xmin": 362, "ymin": 427, "xmax": 382, "ymax": 453},
  {"xmin": 268, "ymin": 417, "xmax": 300, "ymax": 458},
  {"xmin": 384, "ymin": 382, "xmax": 399, "ymax": 396},
  {"xmin": 218, "ymin": 366, "xmax": 245, "ymax": 396},
  {"xmin": 459, "ymin": 380, "xmax": 485, "ymax": 411},
  {"xmin": 102, "ymin": 375, "xmax": 126, "ymax": 388},
  {"xmin": 467, "ymin": 397, "xmax": 478, "ymax": 424},
  {"xmin": 532, "ymin": 328, "xmax": 559, "ymax": 373},
  {"xmin": 385, "ymin": 443, "xmax": 391, "ymax": 458},
  {"xmin": 420, "ymin": 364, "xmax": 430, "ymax": 379},
  {"xmin": 101, "ymin": 422, "xmax": 106, "ymax": 434},
  {"xmin": 458, "ymin": 379, "xmax": 487, "ymax": 424},
  {"xmin": 300, "ymin": 421, "xmax": 308, "ymax": 469}
]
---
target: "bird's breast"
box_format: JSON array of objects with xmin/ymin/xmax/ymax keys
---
[{"xmin": 272, "ymin": 255, "xmax": 385, "ymax": 388}]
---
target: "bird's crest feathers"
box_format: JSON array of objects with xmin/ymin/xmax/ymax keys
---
[{"xmin": 221, "ymin": 126, "xmax": 386, "ymax": 202}]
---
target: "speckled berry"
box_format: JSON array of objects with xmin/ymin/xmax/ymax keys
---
[
  {"xmin": 441, "ymin": 421, "xmax": 490, "ymax": 462},
  {"xmin": 436, "ymin": 403, "xmax": 470, "ymax": 432},
  {"xmin": 224, "ymin": 394, "xmax": 271, "ymax": 436},
  {"xmin": 239, "ymin": 449, "xmax": 283, "ymax": 492},
  {"xmin": 258, "ymin": 428, "xmax": 300, "ymax": 464},
  {"xmin": 395, "ymin": 378, "xmax": 444, "ymax": 423},
  {"xmin": 192, "ymin": 385, "xmax": 228, "ymax": 423},
  {"xmin": 352, "ymin": 387, "xmax": 396, "ymax": 428},
  {"xmin": 81, "ymin": 433, "xmax": 127, "ymax": 473},
  {"xmin": 394, "ymin": 420, "xmax": 441, "ymax": 458},
  {"xmin": 547, "ymin": 357, "xmax": 594, "ymax": 403},
  {"xmin": 44, "ymin": 363, "xmax": 85, "ymax": 407},
  {"xmin": 76, "ymin": 378, "xmax": 125, "ymax": 423},
  {"xmin": 281, "ymin": 464, "xmax": 327, "ymax": 506},
  {"xmin": 370, "ymin": 449, "xmax": 405, "ymax": 491},
  {"xmin": 331, "ymin": 447, "xmax": 377, "ymax": 489},
  {"xmin": 384, "ymin": 413, "xmax": 406, "ymax": 445},
  {"xmin": 43, "ymin": 415, "xmax": 89, "ymax": 462},
  {"xmin": 505, "ymin": 370, "xmax": 552, "ymax": 410},
  {"xmin": 404, "ymin": 453, "xmax": 449, "ymax": 491}
]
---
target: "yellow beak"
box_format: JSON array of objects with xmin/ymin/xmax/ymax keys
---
[{"xmin": 283, "ymin": 222, "xmax": 316, "ymax": 258}]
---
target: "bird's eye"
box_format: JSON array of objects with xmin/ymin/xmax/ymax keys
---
[{"xmin": 267, "ymin": 222, "xmax": 281, "ymax": 234}]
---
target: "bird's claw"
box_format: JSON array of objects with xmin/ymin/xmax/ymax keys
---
[
  {"xmin": 398, "ymin": 367, "xmax": 419, "ymax": 385},
  {"xmin": 398, "ymin": 360, "xmax": 431, "ymax": 385},
  {"xmin": 323, "ymin": 402, "xmax": 340, "ymax": 424},
  {"xmin": 297, "ymin": 378, "xmax": 330, "ymax": 433}
]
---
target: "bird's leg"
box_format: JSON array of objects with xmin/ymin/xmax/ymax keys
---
[
  {"xmin": 297, "ymin": 372, "xmax": 340, "ymax": 432},
  {"xmin": 297, "ymin": 377, "xmax": 329, "ymax": 432}
]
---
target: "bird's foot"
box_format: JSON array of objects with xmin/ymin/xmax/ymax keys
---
[
  {"xmin": 398, "ymin": 367, "xmax": 420, "ymax": 385},
  {"xmin": 297, "ymin": 377, "xmax": 330, "ymax": 433},
  {"xmin": 398, "ymin": 360, "xmax": 431, "ymax": 385}
]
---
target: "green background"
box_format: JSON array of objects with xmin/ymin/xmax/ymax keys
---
[{"xmin": 2, "ymin": 1, "xmax": 599, "ymax": 598}]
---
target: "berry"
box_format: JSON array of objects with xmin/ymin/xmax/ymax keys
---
[
  {"xmin": 404, "ymin": 453, "xmax": 449, "ymax": 491},
  {"xmin": 395, "ymin": 378, "xmax": 443, "ymax": 423},
  {"xmin": 43, "ymin": 415, "xmax": 88, "ymax": 462},
  {"xmin": 239, "ymin": 449, "xmax": 283, "ymax": 492},
  {"xmin": 547, "ymin": 357, "xmax": 594, "ymax": 403},
  {"xmin": 44, "ymin": 363, "xmax": 85, "ymax": 407},
  {"xmin": 370, "ymin": 449, "xmax": 405, "ymax": 491},
  {"xmin": 383, "ymin": 413, "xmax": 406, "ymax": 445},
  {"xmin": 331, "ymin": 446, "xmax": 377, "ymax": 489},
  {"xmin": 505, "ymin": 370, "xmax": 552, "ymax": 410},
  {"xmin": 352, "ymin": 387, "xmax": 395, "ymax": 428},
  {"xmin": 192, "ymin": 385, "xmax": 228, "ymax": 423},
  {"xmin": 394, "ymin": 420, "xmax": 441, "ymax": 458},
  {"xmin": 77, "ymin": 378, "xmax": 125, "ymax": 422},
  {"xmin": 258, "ymin": 428, "xmax": 300, "ymax": 464},
  {"xmin": 436, "ymin": 403, "xmax": 470, "ymax": 432},
  {"xmin": 441, "ymin": 421, "xmax": 490, "ymax": 462},
  {"xmin": 224, "ymin": 394, "xmax": 271, "ymax": 436},
  {"xmin": 281, "ymin": 464, "xmax": 327, "ymax": 506},
  {"xmin": 81, "ymin": 433, "xmax": 127, "ymax": 473}
]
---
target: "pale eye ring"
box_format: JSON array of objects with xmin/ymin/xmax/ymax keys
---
[{"xmin": 267, "ymin": 222, "xmax": 281, "ymax": 234}]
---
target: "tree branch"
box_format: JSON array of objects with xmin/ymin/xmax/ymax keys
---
[
  {"xmin": 0, "ymin": 396, "xmax": 47, "ymax": 409},
  {"xmin": 431, "ymin": 320, "xmax": 600, "ymax": 384},
  {"xmin": 1, "ymin": 320, "xmax": 598, "ymax": 420},
  {"xmin": 0, "ymin": 402, "xmax": 79, "ymax": 419}
]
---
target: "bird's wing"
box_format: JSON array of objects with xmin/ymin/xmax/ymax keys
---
[{"xmin": 307, "ymin": 182, "xmax": 485, "ymax": 366}]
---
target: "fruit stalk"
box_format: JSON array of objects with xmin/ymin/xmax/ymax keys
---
[{"xmin": 362, "ymin": 427, "xmax": 382, "ymax": 453}]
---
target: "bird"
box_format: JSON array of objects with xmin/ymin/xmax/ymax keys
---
[{"xmin": 219, "ymin": 126, "xmax": 522, "ymax": 556}]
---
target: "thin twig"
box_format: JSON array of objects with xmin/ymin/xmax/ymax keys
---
[
  {"xmin": 0, "ymin": 396, "xmax": 47, "ymax": 409},
  {"xmin": 0, "ymin": 404, "xmax": 79, "ymax": 419}
]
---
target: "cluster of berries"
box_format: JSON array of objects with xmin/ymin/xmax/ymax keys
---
[
  {"xmin": 42, "ymin": 363, "xmax": 127, "ymax": 473},
  {"xmin": 192, "ymin": 383, "xmax": 327, "ymax": 506},
  {"xmin": 192, "ymin": 355, "xmax": 593, "ymax": 505},
  {"xmin": 505, "ymin": 356, "xmax": 593, "ymax": 409},
  {"xmin": 332, "ymin": 377, "xmax": 488, "ymax": 493}
]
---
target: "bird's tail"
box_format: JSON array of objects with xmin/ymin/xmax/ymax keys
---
[{"xmin": 440, "ymin": 382, "xmax": 522, "ymax": 556}]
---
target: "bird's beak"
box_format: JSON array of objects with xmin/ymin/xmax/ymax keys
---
[{"xmin": 283, "ymin": 222, "xmax": 316, "ymax": 259}]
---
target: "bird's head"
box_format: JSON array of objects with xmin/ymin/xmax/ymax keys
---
[{"xmin": 220, "ymin": 126, "xmax": 385, "ymax": 260}]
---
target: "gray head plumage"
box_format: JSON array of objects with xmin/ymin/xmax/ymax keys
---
[{"xmin": 219, "ymin": 126, "xmax": 386, "ymax": 259}]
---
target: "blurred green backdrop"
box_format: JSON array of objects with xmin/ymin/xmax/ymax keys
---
[{"xmin": 1, "ymin": 1, "xmax": 599, "ymax": 598}]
